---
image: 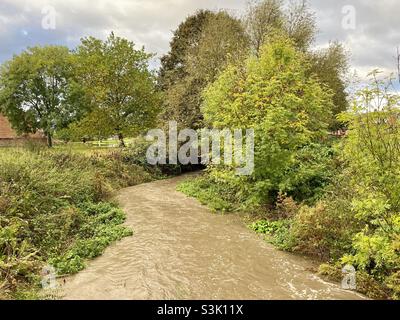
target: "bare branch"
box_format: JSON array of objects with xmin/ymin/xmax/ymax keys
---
[{"xmin": 397, "ymin": 46, "xmax": 400, "ymax": 85}]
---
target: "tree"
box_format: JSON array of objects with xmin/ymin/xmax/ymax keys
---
[
  {"xmin": 76, "ymin": 32, "xmax": 160, "ymax": 147},
  {"xmin": 0, "ymin": 46, "xmax": 86, "ymax": 147},
  {"xmin": 333, "ymin": 72, "xmax": 400, "ymax": 297},
  {"xmin": 308, "ymin": 42, "xmax": 349, "ymax": 129},
  {"xmin": 62, "ymin": 108, "xmax": 115, "ymax": 143},
  {"xmin": 244, "ymin": 0, "xmax": 283, "ymax": 54},
  {"xmin": 160, "ymin": 11, "xmax": 249, "ymax": 130},
  {"xmin": 202, "ymin": 36, "xmax": 333, "ymax": 204},
  {"xmin": 397, "ymin": 46, "xmax": 400, "ymax": 85},
  {"xmin": 284, "ymin": 0, "xmax": 316, "ymax": 51},
  {"xmin": 186, "ymin": 11, "xmax": 249, "ymax": 84},
  {"xmin": 244, "ymin": 0, "xmax": 316, "ymax": 53},
  {"xmin": 244, "ymin": 1, "xmax": 348, "ymax": 129},
  {"xmin": 158, "ymin": 10, "xmax": 213, "ymax": 91}
]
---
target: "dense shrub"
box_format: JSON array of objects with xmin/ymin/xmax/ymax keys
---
[
  {"xmin": 250, "ymin": 219, "xmax": 294, "ymax": 251},
  {"xmin": 288, "ymin": 172, "xmax": 362, "ymax": 261},
  {"xmin": 125, "ymin": 137, "xmax": 184, "ymax": 175},
  {"xmin": 0, "ymin": 148, "xmax": 153, "ymax": 298},
  {"xmin": 178, "ymin": 173, "xmax": 244, "ymax": 212}
]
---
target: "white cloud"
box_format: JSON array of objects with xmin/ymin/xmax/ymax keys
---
[{"xmin": 0, "ymin": 0, "xmax": 399, "ymax": 78}]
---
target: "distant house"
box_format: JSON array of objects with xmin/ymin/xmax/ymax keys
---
[
  {"xmin": 0, "ymin": 114, "xmax": 16, "ymax": 139},
  {"xmin": 0, "ymin": 113, "xmax": 45, "ymax": 146}
]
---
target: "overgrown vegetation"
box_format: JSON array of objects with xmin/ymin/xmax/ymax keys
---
[
  {"xmin": 180, "ymin": 72, "xmax": 400, "ymax": 300},
  {"xmin": 0, "ymin": 147, "xmax": 159, "ymax": 299},
  {"xmin": 158, "ymin": 1, "xmax": 399, "ymax": 301},
  {"xmin": 171, "ymin": 1, "xmax": 398, "ymax": 301}
]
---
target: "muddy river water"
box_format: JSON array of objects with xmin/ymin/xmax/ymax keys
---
[{"xmin": 61, "ymin": 175, "xmax": 365, "ymax": 300}]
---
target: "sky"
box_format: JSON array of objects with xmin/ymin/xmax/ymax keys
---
[{"xmin": 0, "ymin": 0, "xmax": 399, "ymax": 81}]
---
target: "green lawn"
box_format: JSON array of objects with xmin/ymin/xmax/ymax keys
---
[{"xmin": 54, "ymin": 138, "xmax": 136, "ymax": 154}]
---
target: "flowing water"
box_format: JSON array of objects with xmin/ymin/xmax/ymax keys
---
[{"xmin": 61, "ymin": 175, "xmax": 365, "ymax": 300}]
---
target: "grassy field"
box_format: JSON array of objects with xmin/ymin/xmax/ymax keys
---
[{"xmin": 54, "ymin": 138, "xmax": 136, "ymax": 153}]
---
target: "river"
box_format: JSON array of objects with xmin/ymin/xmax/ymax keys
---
[{"xmin": 61, "ymin": 175, "xmax": 365, "ymax": 300}]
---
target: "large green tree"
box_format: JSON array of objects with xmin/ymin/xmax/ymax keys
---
[
  {"xmin": 244, "ymin": 0, "xmax": 348, "ymax": 127},
  {"xmin": 203, "ymin": 36, "xmax": 333, "ymax": 204},
  {"xmin": 160, "ymin": 11, "xmax": 249, "ymax": 129},
  {"xmin": 158, "ymin": 10, "xmax": 213, "ymax": 91},
  {"xmin": 0, "ymin": 46, "xmax": 86, "ymax": 147},
  {"xmin": 76, "ymin": 33, "xmax": 160, "ymax": 147}
]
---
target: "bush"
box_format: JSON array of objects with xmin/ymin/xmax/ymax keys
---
[
  {"xmin": 178, "ymin": 172, "xmax": 247, "ymax": 212},
  {"xmin": 125, "ymin": 137, "xmax": 183, "ymax": 176},
  {"xmin": 289, "ymin": 178, "xmax": 362, "ymax": 261},
  {"xmin": 318, "ymin": 263, "xmax": 391, "ymax": 300},
  {"xmin": 250, "ymin": 219, "xmax": 295, "ymax": 251}
]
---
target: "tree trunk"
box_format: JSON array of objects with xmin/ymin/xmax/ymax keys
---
[
  {"xmin": 47, "ymin": 132, "xmax": 53, "ymax": 148},
  {"xmin": 118, "ymin": 133, "xmax": 126, "ymax": 148}
]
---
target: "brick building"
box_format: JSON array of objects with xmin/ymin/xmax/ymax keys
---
[
  {"xmin": 0, "ymin": 114, "xmax": 17, "ymax": 139},
  {"xmin": 0, "ymin": 113, "xmax": 45, "ymax": 145}
]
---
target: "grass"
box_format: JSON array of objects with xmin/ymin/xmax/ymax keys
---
[
  {"xmin": 177, "ymin": 174, "xmax": 241, "ymax": 212},
  {"xmin": 54, "ymin": 138, "xmax": 136, "ymax": 154},
  {"xmin": 0, "ymin": 145, "xmax": 159, "ymax": 299}
]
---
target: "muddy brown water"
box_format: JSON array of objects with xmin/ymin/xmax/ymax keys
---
[{"xmin": 61, "ymin": 175, "xmax": 365, "ymax": 300}]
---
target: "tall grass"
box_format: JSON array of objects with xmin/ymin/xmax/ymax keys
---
[{"xmin": 0, "ymin": 147, "xmax": 156, "ymax": 299}]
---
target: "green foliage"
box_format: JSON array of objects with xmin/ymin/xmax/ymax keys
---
[
  {"xmin": 0, "ymin": 46, "xmax": 88, "ymax": 147},
  {"xmin": 244, "ymin": 1, "xmax": 349, "ymax": 128},
  {"xmin": 202, "ymin": 36, "xmax": 333, "ymax": 206},
  {"xmin": 61, "ymin": 109, "xmax": 115, "ymax": 143},
  {"xmin": 160, "ymin": 1, "xmax": 347, "ymax": 135},
  {"xmin": 49, "ymin": 203, "xmax": 133, "ymax": 274},
  {"xmin": 178, "ymin": 33, "xmax": 397, "ymax": 298},
  {"xmin": 280, "ymin": 143, "xmax": 336, "ymax": 204},
  {"xmin": 287, "ymin": 73, "xmax": 400, "ymax": 299},
  {"xmin": 308, "ymin": 42, "xmax": 349, "ymax": 129},
  {"xmin": 0, "ymin": 148, "xmax": 153, "ymax": 298},
  {"xmin": 178, "ymin": 175, "xmax": 237, "ymax": 212},
  {"xmin": 159, "ymin": 10, "xmax": 214, "ymax": 90},
  {"xmin": 124, "ymin": 137, "xmax": 182, "ymax": 175},
  {"xmin": 160, "ymin": 10, "xmax": 249, "ymax": 130},
  {"xmin": 337, "ymin": 73, "xmax": 400, "ymax": 295},
  {"xmin": 290, "ymin": 194, "xmax": 360, "ymax": 260},
  {"xmin": 75, "ymin": 32, "xmax": 161, "ymax": 146},
  {"xmin": 185, "ymin": 11, "xmax": 249, "ymax": 85},
  {"xmin": 250, "ymin": 219, "xmax": 294, "ymax": 250},
  {"xmin": 318, "ymin": 263, "xmax": 391, "ymax": 300}
]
